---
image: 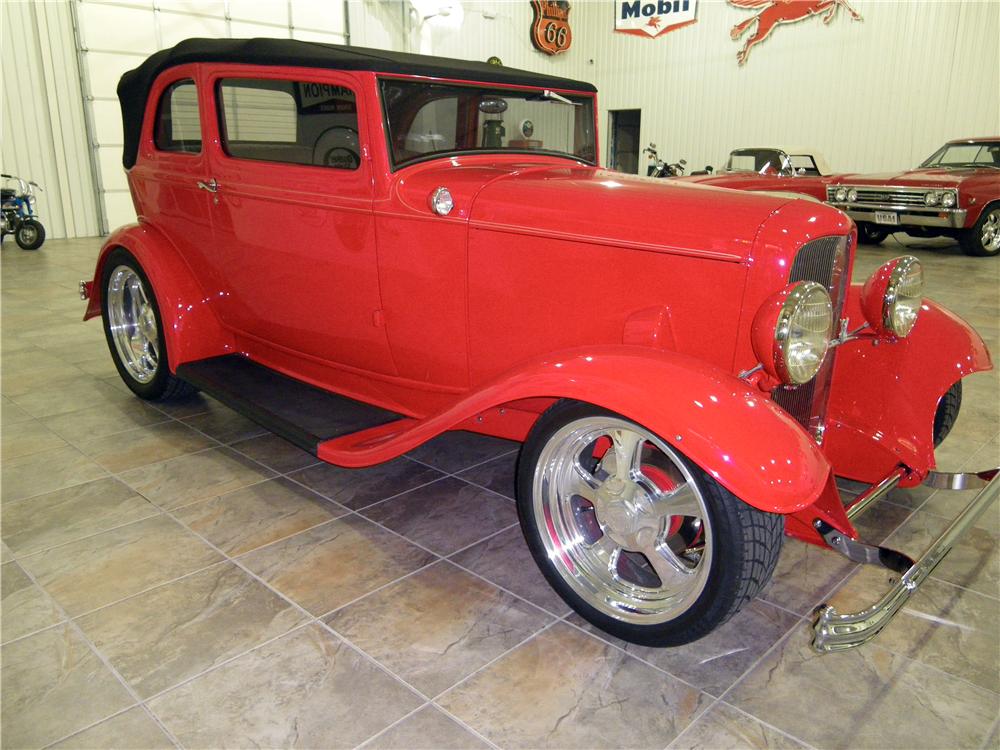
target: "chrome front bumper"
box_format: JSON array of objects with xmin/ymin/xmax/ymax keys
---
[
  {"xmin": 826, "ymin": 203, "xmax": 967, "ymax": 229},
  {"xmin": 812, "ymin": 467, "xmax": 999, "ymax": 653}
]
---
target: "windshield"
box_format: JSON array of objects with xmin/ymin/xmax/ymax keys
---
[
  {"xmin": 380, "ymin": 79, "xmax": 596, "ymax": 168},
  {"xmin": 920, "ymin": 142, "xmax": 1000, "ymax": 169},
  {"xmin": 726, "ymin": 148, "xmax": 789, "ymax": 174}
]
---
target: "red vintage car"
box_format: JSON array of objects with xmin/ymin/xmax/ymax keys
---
[
  {"xmin": 677, "ymin": 147, "xmax": 835, "ymax": 201},
  {"xmin": 82, "ymin": 39, "xmax": 998, "ymax": 652},
  {"xmin": 827, "ymin": 138, "xmax": 1000, "ymax": 255}
]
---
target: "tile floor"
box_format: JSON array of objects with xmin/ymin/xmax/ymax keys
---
[{"xmin": 1, "ymin": 235, "xmax": 998, "ymax": 750}]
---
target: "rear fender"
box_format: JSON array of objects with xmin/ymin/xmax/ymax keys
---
[
  {"xmin": 84, "ymin": 224, "xmax": 234, "ymax": 368},
  {"xmin": 321, "ymin": 345, "xmax": 831, "ymax": 515},
  {"xmin": 824, "ymin": 286, "xmax": 992, "ymax": 485}
]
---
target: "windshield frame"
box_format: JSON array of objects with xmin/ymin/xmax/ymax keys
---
[
  {"xmin": 377, "ymin": 75, "xmax": 598, "ymax": 172},
  {"xmin": 919, "ymin": 141, "xmax": 1000, "ymax": 169}
]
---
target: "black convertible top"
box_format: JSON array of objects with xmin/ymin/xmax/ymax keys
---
[{"xmin": 117, "ymin": 37, "xmax": 597, "ymax": 168}]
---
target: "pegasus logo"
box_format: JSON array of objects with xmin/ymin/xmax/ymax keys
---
[{"xmin": 728, "ymin": 0, "xmax": 863, "ymax": 66}]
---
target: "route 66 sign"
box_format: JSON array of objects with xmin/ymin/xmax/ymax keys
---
[{"xmin": 531, "ymin": 0, "xmax": 572, "ymax": 55}]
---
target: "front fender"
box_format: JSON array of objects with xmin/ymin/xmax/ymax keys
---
[
  {"xmin": 321, "ymin": 346, "xmax": 831, "ymax": 515},
  {"xmin": 824, "ymin": 286, "xmax": 992, "ymax": 485},
  {"xmin": 84, "ymin": 224, "xmax": 233, "ymax": 368}
]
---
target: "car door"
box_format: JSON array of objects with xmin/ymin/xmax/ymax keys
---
[
  {"xmin": 129, "ymin": 66, "xmax": 217, "ymax": 287},
  {"xmin": 203, "ymin": 66, "xmax": 395, "ymax": 376}
]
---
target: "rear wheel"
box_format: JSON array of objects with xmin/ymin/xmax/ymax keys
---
[
  {"xmin": 15, "ymin": 219, "xmax": 45, "ymax": 250},
  {"xmin": 960, "ymin": 205, "xmax": 1000, "ymax": 257},
  {"xmin": 101, "ymin": 248, "xmax": 196, "ymax": 401},
  {"xmin": 516, "ymin": 400, "xmax": 783, "ymax": 646},
  {"xmin": 857, "ymin": 222, "xmax": 889, "ymax": 245}
]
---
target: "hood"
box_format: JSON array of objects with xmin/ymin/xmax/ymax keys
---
[
  {"xmin": 835, "ymin": 167, "xmax": 997, "ymax": 188},
  {"xmin": 469, "ymin": 165, "xmax": 804, "ymax": 262}
]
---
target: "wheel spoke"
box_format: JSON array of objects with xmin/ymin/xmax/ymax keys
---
[
  {"xmin": 639, "ymin": 541, "xmax": 694, "ymax": 588},
  {"xmin": 650, "ymin": 481, "xmax": 703, "ymax": 522},
  {"xmin": 608, "ymin": 428, "xmax": 644, "ymax": 482},
  {"xmin": 584, "ymin": 534, "xmax": 621, "ymax": 574},
  {"xmin": 570, "ymin": 460, "xmax": 601, "ymax": 502}
]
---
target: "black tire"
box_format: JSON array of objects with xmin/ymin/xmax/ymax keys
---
[
  {"xmin": 857, "ymin": 222, "xmax": 889, "ymax": 245},
  {"xmin": 516, "ymin": 400, "xmax": 784, "ymax": 647},
  {"xmin": 933, "ymin": 381, "xmax": 962, "ymax": 448},
  {"xmin": 100, "ymin": 248, "xmax": 196, "ymax": 401},
  {"xmin": 15, "ymin": 219, "xmax": 45, "ymax": 250},
  {"xmin": 960, "ymin": 204, "xmax": 1000, "ymax": 257}
]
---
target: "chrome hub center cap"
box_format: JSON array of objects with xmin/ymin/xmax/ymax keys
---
[{"xmin": 593, "ymin": 478, "xmax": 660, "ymax": 549}]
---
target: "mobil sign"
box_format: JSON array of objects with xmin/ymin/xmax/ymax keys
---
[{"xmin": 615, "ymin": 0, "xmax": 698, "ymax": 38}]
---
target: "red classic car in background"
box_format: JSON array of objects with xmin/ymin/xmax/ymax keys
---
[
  {"xmin": 827, "ymin": 138, "xmax": 1000, "ymax": 255},
  {"xmin": 81, "ymin": 39, "xmax": 998, "ymax": 653},
  {"xmin": 678, "ymin": 147, "xmax": 835, "ymax": 201}
]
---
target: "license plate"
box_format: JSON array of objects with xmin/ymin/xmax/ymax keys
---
[{"xmin": 874, "ymin": 211, "xmax": 899, "ymax": 225}]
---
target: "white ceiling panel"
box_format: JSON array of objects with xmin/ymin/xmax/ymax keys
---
[
  {"xmin": 157, "ymin": 0, "xmax": 226, "ymax": 15},
  {"xmin": 85, "ymin": 52, "xmax": 145, "ymax": 98},
  {"xmin": 229, "ymin": 20, "xmax": 289, "ymax": 38},
  {"xmin": 97, "ymin": 146, "xmax": 129, "ymax": 192},
  {"xmin": 292, "ymin": 0, "xmax": 346, "ymax": 34},
  {"xmin": 228, "ymin": 0, "xmax": 287, "ymax": 25},
  {"xmin": 79, "ymin": 2, "xmax": 157, "ymax": 53},
  {"xmin": 159, "ymin": 12, "xmax": 228, "ymax": 47},
  {"xmin": 104, "ymin": 190, "xmax": 139, "ymax": 230},
  {"xmin": 291, "ymin": 28, "xmax": 346, "ymax": 43},
  {"xmin": 91, "ymin": 99, "xmax": 125, "ymax": 145}
]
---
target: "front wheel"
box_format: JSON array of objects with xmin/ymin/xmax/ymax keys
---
[
  {"xmin": 960, "ymin": 205, "xmax": 1000, "ymax": 257},
  {"xmin": 516, "ymin": 400, "xmax": 783, "ymax": 647},
  {"xmin": 101, "ymin": 248, "xmax": 196, "ymax": 401},
  {"xmin": 15, "ymin": 219, "xmax": 45, "ymax": 250},
  {"xmin": 857, "ymin": 222, "xmax": 889, "ymax": 245}
]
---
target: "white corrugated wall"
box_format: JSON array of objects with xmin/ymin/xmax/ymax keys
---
[
  {"xmin": 1, "ymin": 0, "xmax": 100, "ymax": 240},
  {"xmin": 426, "ymin": 0, "xmax": 999, "ymax": 174}
]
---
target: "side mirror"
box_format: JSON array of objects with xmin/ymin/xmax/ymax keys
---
[
  {"xmin": 796, "ymin": 167, "xmax": 806, "ymax": 176},
  {"xmin": 679, "ymin": 159, "xmax": 687, "ymax": 166},
  {"xmin": 706, "ymin": 165, "xmax": 714, "ymax": 173}
]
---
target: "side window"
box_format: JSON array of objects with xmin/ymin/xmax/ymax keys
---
[
  {"xmin": 154, "ymin": 80, "xmax": 201, "ymax": 154},
  {"xmin": 217, "ymin": 78, "xmax": 360, "ymax": 170}
]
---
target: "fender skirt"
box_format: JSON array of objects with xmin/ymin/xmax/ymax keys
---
[
  {"xmin": 83, "ymin": 224, "xmax": 234, "ymax": 366},
  {"xmin": 320, "ymin": 346, "xmax": 832, "ymax": 516}
]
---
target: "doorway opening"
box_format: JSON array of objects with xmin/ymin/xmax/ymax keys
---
[{"xmin": 608, "ymin": 109, "xmax": 641, "ymax": 174}]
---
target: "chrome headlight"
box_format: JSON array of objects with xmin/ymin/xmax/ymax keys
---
[
  {"xmin": 941, "ymin": 191, "xmax": 956, "ymax": 208},
  {"xmin": 847, "ymin": 188, "xmax": 858, "ymax": 202},
  {"xmin": 924, "ymin": 191, "xmax": 939, "ymax": 206},
  {"xmin": 860, "ymin": 256, "xmax": 924, "ymax": 338},
  {"xmin": 752, "ymin": 281, "xmax": 834, "ymax": 386},
  {"xmin": 835, "ymin": 187, "xmax": 848, "ymax": 202}
]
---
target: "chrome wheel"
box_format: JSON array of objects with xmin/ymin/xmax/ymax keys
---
[
  {"xmin": 981, "ymin": 210, "xmax": 1000, "ymax": 253},
  {"xmin": 106, "ymin": 265, "xmax": 159, "ymax": 384},
  {"xmin": 532, "ymin": 416, "xmax": 712, "ymax": 624}
]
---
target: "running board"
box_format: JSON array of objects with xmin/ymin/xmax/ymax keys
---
[{"xmin": 175, "ymin": 355, "xmax": 400, "ymax": 454}]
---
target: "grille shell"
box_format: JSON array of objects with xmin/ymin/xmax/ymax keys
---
[{"xmin": 771, "ymin": 236, "xmax": 849, "ymax": 434}]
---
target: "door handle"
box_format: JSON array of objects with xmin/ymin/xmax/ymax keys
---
[{"xmin": 196, "ymin": 178, "xmax": 219, "ymax": 193}]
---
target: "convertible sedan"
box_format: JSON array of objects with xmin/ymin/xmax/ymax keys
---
[{"xmin": 678, "ymin": 147, "xmax": 836, "ymax": 202}]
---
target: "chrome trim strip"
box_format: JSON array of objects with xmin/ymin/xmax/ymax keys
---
[
  {"xmin": 845, "ymin": 467, "xmax": 906, "ymax": 520},
  {"xmin": 813, "ymin": 468, "xmax": 1000, "ymax": 652},
  {"xmin": 827, "ymin": 207, "xmax": 968, "ymax": 229}
]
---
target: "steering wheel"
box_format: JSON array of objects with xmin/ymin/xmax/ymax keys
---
[{"xmin": 312, "ymin": 126, "xmax": 360, "ymax": 169}]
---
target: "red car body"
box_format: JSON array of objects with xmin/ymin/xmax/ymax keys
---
[
  {"xmin": 81, "ymin": 39, "xmax": 995, "ymax": 649},
  {"xmin": 827, "ymin": 138, "xmax": 1000, "ymax": 255}
]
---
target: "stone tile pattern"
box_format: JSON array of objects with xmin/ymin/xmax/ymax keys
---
[{"xmin": 0, "ymin": 236, "xmax": 996, "ymax": 749}]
